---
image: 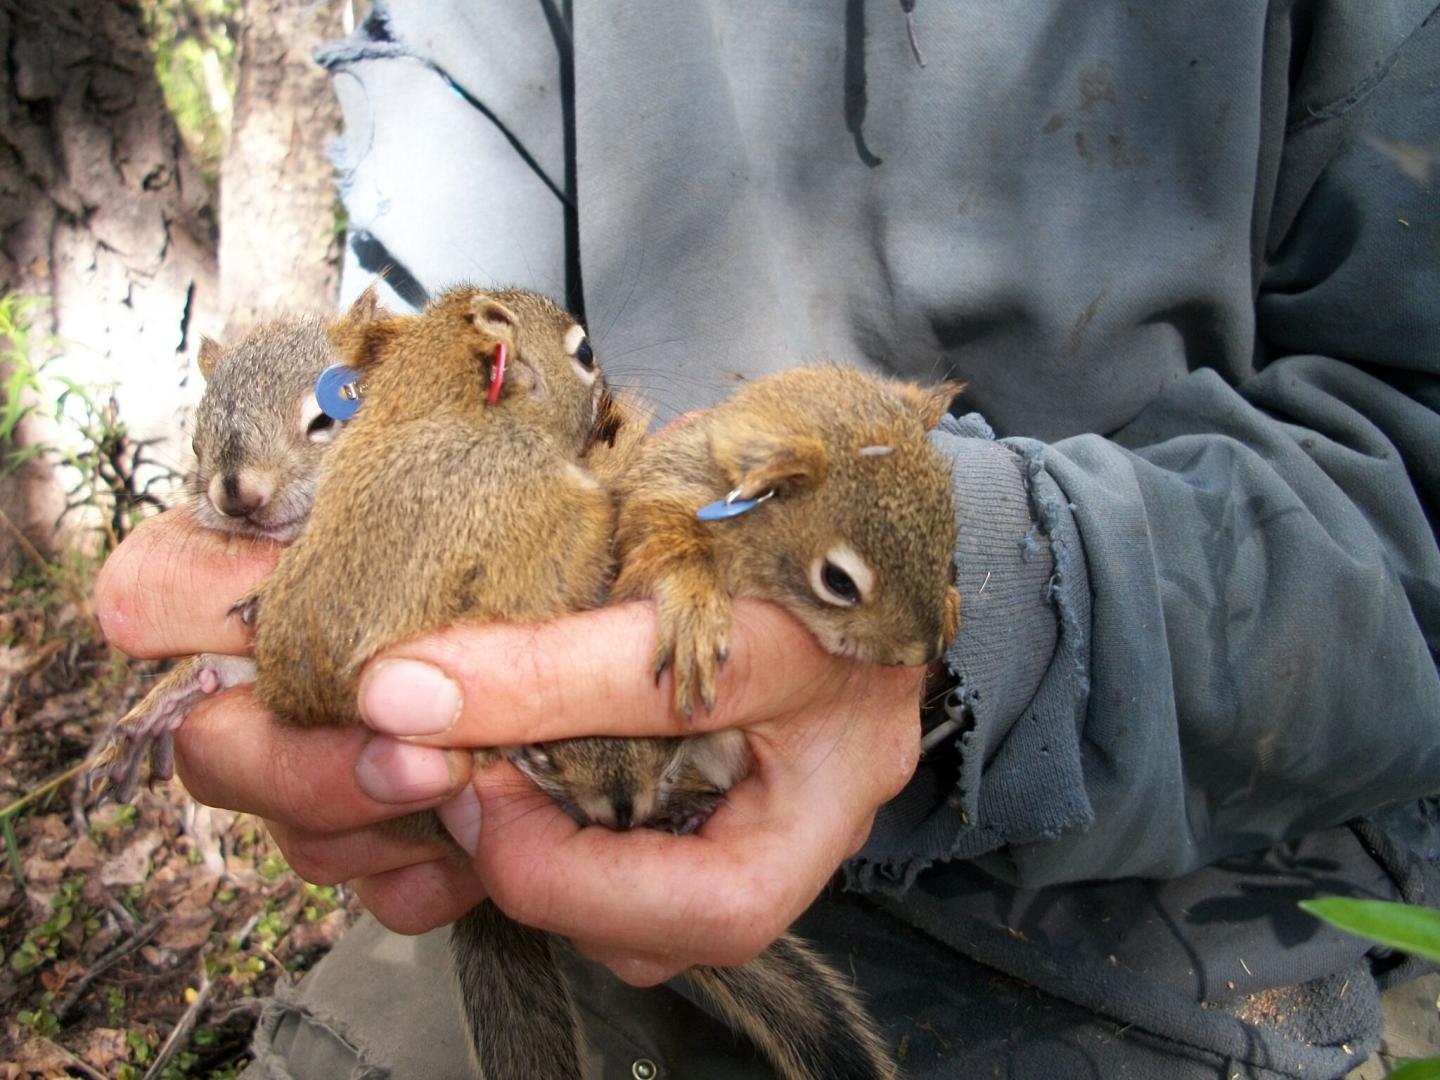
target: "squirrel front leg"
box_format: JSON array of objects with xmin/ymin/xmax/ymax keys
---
[{"xmin": 613, "ymin": 497, "xmax": 732, "ymax": 719}]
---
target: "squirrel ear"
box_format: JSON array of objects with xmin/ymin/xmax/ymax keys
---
[
  {"xmin": 342, "ymin": 284, "xmax": 382, "ymax": 325},
  {"xmin": 906, "ymin": 380, "xmax": 966, "ymax": 429},
  {"xmin": 712, "ymin": 428, "xmax": 829, "ymax": 501},
  {"xmin": 197, "ymin": 336, "xmax": 223, "ymax": 379},
  {"xmin": 470, "ymin": 296, "xmax": 518, "ymax": 338}
]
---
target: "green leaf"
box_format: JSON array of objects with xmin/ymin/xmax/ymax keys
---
[
  {"xmin": 1385, "ymin": 1058, "xmax": 1440, "ymax": 1080},
  {"xmin": 1299, "ymin": 898, "xmax": 1440, "ymax": 963}
]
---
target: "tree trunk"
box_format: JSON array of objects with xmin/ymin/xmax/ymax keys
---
[
  {"xmin": 219, "ymin": 0, "xmax": 344, "ymax": 336},
  {"xmin": 0, "ymin": 0, "xmax": 219, "ymax": 573}
]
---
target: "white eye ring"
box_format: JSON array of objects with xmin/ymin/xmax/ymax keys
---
[
  {"xmin": 300, "ymin": 393, "xmax": 339, "ymax": 444},
  {"xmin": 563, "ymin": 324, "xmax": 587, "ymax": 355},
  {"xmin": 809, "ymin": 543, "xmax": 874, "ymax": 607},
  {"xmin": 564, "ymin": 325, "xmax": 598, "ymax": 385}
]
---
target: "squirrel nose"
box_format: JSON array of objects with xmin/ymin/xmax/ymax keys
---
[
  {"xmin": 611, "ymin": 797, "xmax": 634, "ymax": 831},
  {"xmin": 210, "ymin": 472, "xmax": 274, "ymax": 517}
]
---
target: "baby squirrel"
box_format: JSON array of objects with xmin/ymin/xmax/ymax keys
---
[
  {"xmin": 495, "ymin": 364, "xmax": 963, "ymax": 1080},
  {"xmin": 89, "ymin": 290, "xmax": 382, "ymax": 801},
  {"xmin": 614, "ymin": 363, "xmax": 962, "ymax": 717},
  {"xmin": 240, "ymin": 285, "xmax": 634, "ymax": 1080}
]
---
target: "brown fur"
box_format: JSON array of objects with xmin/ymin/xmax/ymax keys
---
[
  {"xmin": 488, "ymin": 365, "xmax": 961, "ymax": 1080},
  {"xmin": 251, "ymin": 287, "xmax": 618, "ymax": 725},
  {"xmin": 245, "ymin": 285, "xmax": 633, "ymax": 1080},
  {"xmin": 613, "ymin": 364, "xmax": 964, "ymax": 716}
]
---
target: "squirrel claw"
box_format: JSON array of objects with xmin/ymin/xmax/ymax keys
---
[
  {"xmin": 655, "ymin": 598, "xmax": 731, "ymax": 721},
  {"xmin": 229, "ymin": 592, "xmax": 262, "ymax": 628}
]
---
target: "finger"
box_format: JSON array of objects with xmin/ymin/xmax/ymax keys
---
[
  {"xmin": 95, "ymin": 508, "xmax": 282, "ymax": 658},
  {"xmin": 266, "ymin": 818, "xmax": 456, "ymax": 887},
  {"xmin": 350, "ymin": 856, "xmax": 488, "ymax": 936},
  {"xmin": 470, "ymin": 759, "xmax": 864, "ymax": 966},
  {"xmin": 357, "ymin": 599, "xmax": 849, "ymax": 746},
  {"xmin": 174, "ymin": 687, "xmax": 472, "ymax": 832}
]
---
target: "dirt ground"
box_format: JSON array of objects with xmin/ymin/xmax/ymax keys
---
[{"xmin": 0, "ymin": 580, "xmax": 360, "ymax": 1078}]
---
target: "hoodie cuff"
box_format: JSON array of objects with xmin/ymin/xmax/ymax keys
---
[
  {"xmin": 846, "ymin": 414, "xmax": 1093, "ymax": 895},
  {"xmin": 933, "ymin": 422, "xmax": 1059, "ymax": 750}
]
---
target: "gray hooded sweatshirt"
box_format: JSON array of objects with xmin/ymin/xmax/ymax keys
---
[{"xmin": 247, "ymin": 3, "xmax": 1440, "ymax": 1077}]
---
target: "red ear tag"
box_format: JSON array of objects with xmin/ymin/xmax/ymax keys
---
[{"xmin": 486, "ymin": 342, "xmax": 508, "ymax": 406}]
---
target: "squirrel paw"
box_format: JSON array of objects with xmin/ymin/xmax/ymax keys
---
[
  {"xmin": 88, "ymin": 654, "xmax": 257, "ymax": 804},
  {"xmin": 228, "ymin": 590, "xmax": 262, "ymax": 628},
  {"xmin": 654, "ymin": 593, "xmax": 732, "ymax": 720}
]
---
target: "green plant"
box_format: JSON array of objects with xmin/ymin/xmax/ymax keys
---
[
  {"xmin": 53, "ymin": 378, "xmax": 176, "ymax": 548},
  {"xmin": 1300, "ymin": 897, "xmax": 1440, "ymax": 1079},
  {"xmin": 0, "ymin": 291, "xmax": 177, "ymax": 552},
  {"xmin": 0, "ymin": 293, "xmax": 53, "ymax": 473},
  {"xmin": 139, "ymin": 0, "xmax": 240, "ymax": 181},
  {"xmin": 10, "ymin": 876, "xmax": 99, "ymax": 974},
  {"xmin": 17, "ymin": 991, "xmax": 60, "ymax": 1038}
]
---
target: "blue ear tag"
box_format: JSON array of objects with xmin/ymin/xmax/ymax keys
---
[
  {"xmin": 316, "ymin": 364, "xmax": 365, "ymax": 421},
  {"xmin": 696, "ymin": 488, "xmax": 775, "ymax": 522}
]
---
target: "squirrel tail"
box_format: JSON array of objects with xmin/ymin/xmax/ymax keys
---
[
  {"xmin": 684, "ymin": 932, "xmax": 897, "ymax": 1080},
  {"xmin": 451, "ymin": 904, "xmax": 584, "ymax": 1080}
]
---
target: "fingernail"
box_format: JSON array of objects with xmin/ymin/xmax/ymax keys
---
[
  {"xmin": 438, "ymin": 785, "xmax": 482, "ymax": 855},
  {"xmin": 355, "ymin": 738, "xmax": 463, "ymax": 803},
  {"xmin": 359, "ymin": 660, "xmax": 461, "ymax": 735}
]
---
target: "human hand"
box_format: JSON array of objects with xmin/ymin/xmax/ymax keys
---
[
  {"xmin": 94, "ymin": 510, "xmax": 480, "ymax": 933},
  {"xmin": 356, "ymin": 601, "xmax": 927, "ymax": 985}
]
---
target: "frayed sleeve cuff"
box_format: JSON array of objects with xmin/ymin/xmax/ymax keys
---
[{"xmin": 847, "ymin": 415, "xmax": 1093, "ymax": 896}]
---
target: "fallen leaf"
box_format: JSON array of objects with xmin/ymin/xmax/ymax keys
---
[
  {"xmin": 10, "ymin": 1038, "xmax": 71, "ymax": 1075},
  {"xmin": 63, "ymin": 835, "xmax": 103, "ymax": 873},
  {"xmin": 78, "ymin": 1027, "xmax": 129, "ymax": 1072},
  {"xmin": 99, "ymin": 830, "xmax": 163, "ymax": 888},
  {"xmin": 156, "ymin": 912, "xmax": 215, "ymax": 953}
]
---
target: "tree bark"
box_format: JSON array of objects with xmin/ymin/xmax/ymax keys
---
[
  {"xmin": 219, "ymin": 0, "xmax": 344, "ymax": 336},
  {"xmin": 0, "ymin": 0, "xmax": 218, "ymax": 572}
]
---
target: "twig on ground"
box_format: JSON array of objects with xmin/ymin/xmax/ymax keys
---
[
  {"xmin": 142, "ymin": 958, "xmax": 215, "ymax": 1080},
  {"xmin": 55, "ymin": 916, "xmax": 164, "ymax": 1020},
  {"xmin": 0, "ymin": 759, "xmax": 89, "ymax": 820}
]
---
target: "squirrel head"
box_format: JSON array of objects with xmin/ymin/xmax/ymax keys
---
[
  {"xmin": 331, "ymin": 286, "xmax": 603, "ymax": 456},
  {"xmin": 509, "ymin": 731, "xmax": 747, "ymax": 833},
  {"xmin": 707, "ymin": 366, "xmax": 963, "ymax": 667},
  {"xmin": 190, "ymin": 287, "xmax": 382, "ymax": 541}
]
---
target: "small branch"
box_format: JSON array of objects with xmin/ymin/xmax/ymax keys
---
[
  {"xmin": 142, "ymin": 960, "xmax": 214, "ymax": 1080},
  {"xmin": 0, "ymin": 759, "xmax": 90, "ymax": 820},
  {"xmin": 55, "ymin": 916, "xmax": 164, "ymax": 1021}
]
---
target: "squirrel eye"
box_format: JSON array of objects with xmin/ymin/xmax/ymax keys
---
[
  {"xmin": 300, "ymin": 393, "xmax": 339, "ymax": 444},
  {"xmin": 809, "ymin": 544, "xmax": 873, "ymax": 607},
  {"xmin": 517, "ymin": 744, "xmax": 554, "ymax": 772},
  {"xmin": 573, "ymin": 339, "xmax": 595, "ymax": 370},
  {"xmin": 306, "ymin": 412, "xmax": 335, "ymax": 440},
  {"xmin": 820, "ymin": 561, "xmax": 861, "ymax": 605}
]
